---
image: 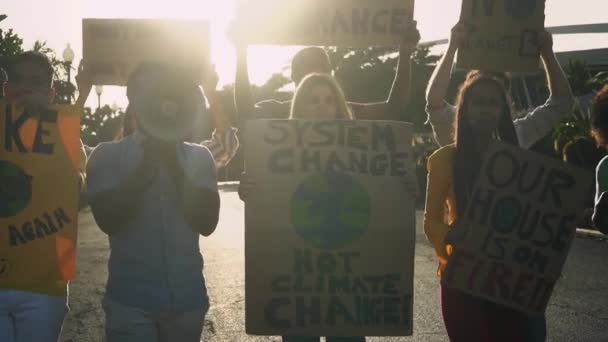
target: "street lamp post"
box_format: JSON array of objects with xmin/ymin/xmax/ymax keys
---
[
  {"xmin": 95, "ymin": 85, "xmax": 104, "ymax": 111},
  {"xmin": 62, "ymin": 44, "xmax": 75, "ymax": 83}
]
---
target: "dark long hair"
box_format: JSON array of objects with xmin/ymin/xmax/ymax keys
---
[{"xmin": 453, "ymin": 75, "xmax": 518, "ymax": 216}]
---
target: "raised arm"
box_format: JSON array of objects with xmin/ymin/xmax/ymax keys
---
[
  {"xmin": 540, "ymin": 31, "xmax": 573, "ymax": 101},
  {"xmin": 512, "ymin": 31, "xmax": 575, "ymax": 149},
  {"xmin": 425, "ymin": 23, "xmax": 467, "ymax": 146},
  {"xmin": 234, "ymin": 43, "xmax": 256, "ymax": 120},
  {"xmin": 74, "ymin": 60, "xmax": 93, "ymax": 110},
  {"xmin": 200, "ymin": 66, "xmax": 240, "ymax": 169},
  {"xmin": 351, "ymin": 21, "xmax": 420, "ymax": 121},
  {"xmin": 425, "ymin": 22, "xmax": 465, "ymax": 110}
]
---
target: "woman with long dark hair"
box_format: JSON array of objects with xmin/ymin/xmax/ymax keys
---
[{"xmin": 423, "ymin": 73, "xmax": 544, "ymax": 341}]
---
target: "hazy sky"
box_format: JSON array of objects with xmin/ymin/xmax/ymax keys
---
[{"xmin": 2, "ymin": 0, "xmax": 607, "ymax": 107}]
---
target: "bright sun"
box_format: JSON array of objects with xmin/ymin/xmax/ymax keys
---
[{"xmin": 83, "ymin": 0, "xmax": 296, "ymax": 87}]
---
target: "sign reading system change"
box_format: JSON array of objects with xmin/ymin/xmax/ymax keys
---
[{"xmin": 244, "ymin": 119, "xmax": 416, "ymax": 336}]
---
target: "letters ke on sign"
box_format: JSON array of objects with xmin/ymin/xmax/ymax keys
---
[
  {"xmin": 83, "ymin": 18, "xmax": 210, "ymax": 85},
  {"xmin": 236, "ymin": 0, "xmax": 415, "ymax": 47},
  {"xmin": 457, "ymin": 0, "xmax": 546, "ymax": 72},
  {"xmin": 442, "ymin": 141, "xmax": 593, "ymax": 314},
  {"xmin": 244, "ymin": 119, "xmax": 417, "ymax": 336},
  {"xmin": 0, "ymin": 102, "xmax": 81, "ymax": 285}
]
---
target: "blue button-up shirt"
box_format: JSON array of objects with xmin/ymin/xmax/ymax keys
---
[{"xmin": 85, "ymin": 133, "xmax": 217, "ymax": 314}]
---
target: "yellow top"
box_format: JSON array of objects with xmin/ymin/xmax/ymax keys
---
[{"xmin": 423, "ymin": 145, "xmax": 458, "ymax": 276}]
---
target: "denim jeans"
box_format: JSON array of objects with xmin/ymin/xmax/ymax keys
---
[
  {"xmin": 0, "ymin": 289, "xmax": 68, "ymax": 342},
  {"xmin": 103, "ymin": 295, "xmax": 209, "ymax": 342}
]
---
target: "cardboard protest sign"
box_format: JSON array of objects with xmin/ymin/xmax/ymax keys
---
[
  {"xmin": 235, "ymin": 0, "xmax": 414, "ymax": 47},
  {"xmin": 83, "ymin": 18, "xmax": 210, "ymax": 85},
  {"xmin": 0, "ymin": 101, "xmax": 81, "ymax": 285},
  {"xmin": 244, "ymin": 119, "xmax": 416, "ymax": 336},
  {"xmin": 457, "ymin": 0, "xmax": 546, "ymax": 72},
  {"xmin": 442, "ymin": 142, "xmax": 593, "ymax": 314}
]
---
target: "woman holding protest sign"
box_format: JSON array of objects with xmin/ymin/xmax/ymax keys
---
[
  {"xmin": 423, "ymin": 72, "xmax": 549, "ymax": 341},
  {"xmin": 0, "ymin": 51, "xmax": 89, "ymax": 342},
  {"xmin": 239, "ymin": 73, "xmax": 365, "ymax": 342},
  {"xmin": 425, "ymin": 22, "xmax": 573, "ymax": 149}
]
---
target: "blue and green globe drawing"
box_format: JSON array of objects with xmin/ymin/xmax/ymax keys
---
[
  {"xmin": 491, "ymin": 197, "xmax": 521, "ymax": 234},
  {"xmin": 0, "ymin": 160, "xmax": 33, "ymax": 218},
  {"xmin": 505, "ymin": 0, "xmax": 537, "ymax": 20},
  {"xmin": 290, "ymin": 172, "xmax": 370, "ymax": 250}
]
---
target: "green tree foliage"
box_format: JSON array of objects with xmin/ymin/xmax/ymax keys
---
[
  {"xmin": 552, "ymin": 59, "xmax": 607, "ymax": 162},
  {"xmin": 81, "ymin": 105, "xmax": 124, "ymax": 146},
  {"xmin": 327, "ymin": 45, "xmax": 440, "ymax": 128},
  {"xmin": 32, "ymin": 40, "xmax": 75, "ymax": 105},
  {"xmin": 0, "ymin": 28, "xmax": 24, "ymax": 69}
]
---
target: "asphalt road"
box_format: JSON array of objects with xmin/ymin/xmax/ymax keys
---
[{"xmin": 61, "ymin": 186, "xmax": 608, "ymax": 342}]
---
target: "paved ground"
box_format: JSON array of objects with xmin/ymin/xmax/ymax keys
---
[{"xmin": 61, "ymin": 185, "xmax": 608, "ymax": 341}]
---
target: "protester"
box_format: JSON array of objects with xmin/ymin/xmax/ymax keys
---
[
  {"xmin": 239, "ymin": 73, "xmax": 364, "ymax": 342},
  {"xmin": 0, "ymin": 51, "xmax": 88, "ymax": 342},
  {"xmin": 233, "ymin": 22, "xmax": 420, "ymax": 121},
  {"xmin": 85, "ymin": 62, "xmax": 220, "ymax": 342},
  {"xmin": 591, "ymin": 84, "xmax": 608, "ymax": 234},
  {"xmin": 423, "ymin": 69, "xmax": 560, "ymax": 341},
  {"xmin": 425, "ymin": 22, "xmax": 574, "ymax": 148}
]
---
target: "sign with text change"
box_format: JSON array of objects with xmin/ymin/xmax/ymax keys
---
[
  {"xmin": 235, "ymin": 0, "xmax": 415, "ymax": 47},
  {"xmin": 245, "ymin": 119, "xmax": 416, "ymax": 336}
]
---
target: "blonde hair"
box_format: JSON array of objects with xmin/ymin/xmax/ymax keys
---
[{"xmin": 290, "ymin": 73, "xmax": 353, "ymax": 120}]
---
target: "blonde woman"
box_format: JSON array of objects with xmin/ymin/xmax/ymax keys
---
[{"xmin": 239, "ymin": 73, "xmax": 365, "ymax": 342}]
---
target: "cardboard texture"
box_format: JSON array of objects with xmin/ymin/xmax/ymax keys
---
[
  {"xmin": 442, "ymin": 142, "xmax": 593, "ymax": 314},
  {"xmin": 235, "ymin": 0, "xmax": 414, "ymax": 47},
  {"xmin": 0, "ymin": 101, "xmax": 81, "ymax": 285},
  {"xmin": 457, "ymin": 0, "xmax": 546, "ymax": 72},
  {"xmin": 83, "ymin": 18, "xmax": 209, "ymax": 85},
  {"xmin": 244, "ymin": 119, "xmax": 416, "ymax": 336}
]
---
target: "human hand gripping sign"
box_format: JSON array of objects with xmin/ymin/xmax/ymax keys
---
[
  {"xmin": 75, "ymin": 60, "xmax": 93, "ymax": 108},
  {"xmin": 399, "ymin": 20, "xmax": 421, "ymax": 53},
  {"xmin": 448, "ymin": 21, "xmax": 471, "ymax": 51}
]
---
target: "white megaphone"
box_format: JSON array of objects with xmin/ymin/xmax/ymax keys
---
[{"xmin": 128, "ymin": 65, "xmax": 205, "ymax": 143}]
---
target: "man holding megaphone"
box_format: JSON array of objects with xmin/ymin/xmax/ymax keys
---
[{"xmin": 86, "ymin": 63, "xmax": 220, "ymax": 342}]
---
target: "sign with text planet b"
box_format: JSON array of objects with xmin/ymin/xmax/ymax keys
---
[
  {"xmin": 244, "ymin": 119, "xmax": 417, "ymax": 336},
  {"xmin": 235, "ymin": 0, "xmax": 414, "ymax": 47},
  {"xmin": 0, "ymin": 101, "xmax": 81, "ymax": 285},
  {"xmin": 457, "ymin": 0, "xmax": 546, "ymax": 72},
  {"xmin": 83, "ymin": 18, "xmax": 210, "ymax": 85},
  {"xmin": 442, "ymin": 141, "xmax": 593, "ymax": 314}
]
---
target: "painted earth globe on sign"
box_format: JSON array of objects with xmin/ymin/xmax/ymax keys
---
[
  {"xmin": 290, "ymin": 172, "xmax": 370, "ymax": 250},
  {"xmin": 491, "ymin": 197, "xmax": 521, "ymax": 233},
  {"xmin": 0, "ymin": 160, "xmax": 33, "ymax": 218},
  {"xmin": 505, "ymin": 0, "xmax": 538, "ymax": 20}
]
